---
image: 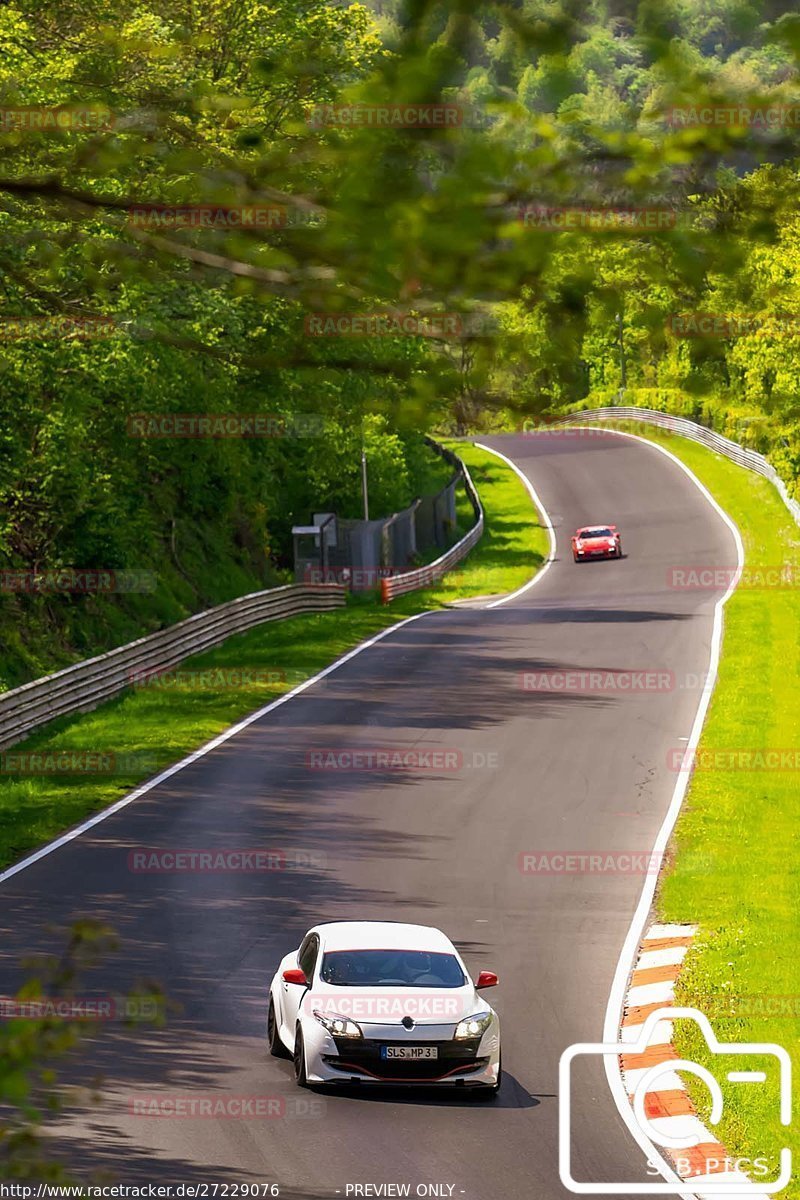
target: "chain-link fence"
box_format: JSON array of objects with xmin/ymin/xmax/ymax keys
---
[{"xmin": 294, "ymin": 441, "xmax": 463, "ymax": 591}]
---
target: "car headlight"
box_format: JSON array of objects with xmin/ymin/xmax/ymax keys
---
[
  {"xmin": 454, "ymin": 1011, "xmax": 493, "ymax": 1040},
  {"xmin": 312, "ymin": 1010, "xmax": 363, "ymax": 1039}
]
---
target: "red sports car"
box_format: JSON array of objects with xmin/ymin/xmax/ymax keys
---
[{"xmin": 571, "ymin": 524, "xmax": 622, "ymax": 562}]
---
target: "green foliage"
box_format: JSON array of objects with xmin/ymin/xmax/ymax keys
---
[
  {"xmin": 0, "ymin": 442, "xmax": 543, "ymax": 876},
  {"xmin": 3, "ymin": 0, "xmax": 800, "ymax": 1182},
  {"xmin": 0, "ymin": 921, "xmax": 164, "ymax": 1180}
]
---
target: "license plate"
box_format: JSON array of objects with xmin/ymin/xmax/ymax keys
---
[{"xmin": 380, "ymin": 1046, "xmax": 438, "ymax": 1060}]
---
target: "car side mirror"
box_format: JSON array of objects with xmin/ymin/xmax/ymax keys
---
[
  {"xmin": 282, "ymin": 968, "xmax": 308, "ymax": 985},
  {"xmin": 476, "ymin": 970, "xmax": 498, "ymax": 989}
]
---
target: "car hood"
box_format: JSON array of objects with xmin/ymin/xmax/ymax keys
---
[{"xmin": 301, "ymin": 983, "xmax": 484, "ymax": 1026}]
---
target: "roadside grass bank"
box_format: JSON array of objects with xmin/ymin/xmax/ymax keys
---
[
  {"xmin": 0, "ymin": 547, "xmax": 282, "ymax": 696},
  {"xmin": 0, "ymin": 440, "xmax": 548, "ymax": 875},
  {"xmin": 0, "ymin": 435, "xmax": 456, "ymax": 694},
  {"xmin": 400, "ymin": 439, "xmax": 549, "ymax": 605},
  {"xmin": 597, "ymin": 422, "xmax": 800, "ymax": 1189}
]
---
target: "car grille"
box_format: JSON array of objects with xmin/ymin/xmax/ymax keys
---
[{"xmin": 323, "ymin": 1037, "xmax": 485, "ymax": 1081}]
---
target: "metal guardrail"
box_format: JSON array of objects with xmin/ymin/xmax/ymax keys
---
[
  {"xmin": 551, "ymin": 407, "xmax": 800, "ymax": 528},
  {"xmin": 380, "ymin": 441, "xmax": 485, "ymax": 602},
  {"xmin": 0, "ymin": 583, "xmax": 345, "ymax": 750}
]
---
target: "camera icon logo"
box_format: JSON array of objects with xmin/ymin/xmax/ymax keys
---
[{"xmin": 559, "ymin": 1007, "xmax": 792, "ymax": 1194}]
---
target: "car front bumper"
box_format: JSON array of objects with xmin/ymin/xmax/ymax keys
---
[{"xmin": 302, "ymin": 1021, "xmax": 501, "ymax": 1087}]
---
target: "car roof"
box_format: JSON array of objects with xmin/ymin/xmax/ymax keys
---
[
  {"xmin": 309, "ymin": 921, "xmax": 456, "ymax": 953},
  {"xmin": 576, "ymin": 524, "xmax": 614, "ymax": 533}
]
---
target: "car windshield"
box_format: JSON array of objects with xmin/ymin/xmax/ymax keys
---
[
  {"xmin": 319, "ymin": 949, "xmax": 466, "ymax": 988},
  {"xmin": 580, "ymin": 528, "xmax": 613, "ymax": 539}
]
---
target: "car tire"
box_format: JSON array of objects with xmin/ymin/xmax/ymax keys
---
[
  {"xmin": 294, "ymin": 1025, "xmax": 308, "ymax": 1088},
  {"xmin": 616, "ymin": 545, "xmax": 623, "ymax": 558},
  {"xmin": 573, "ymin": 552, "xmax": 579, "ymax": 563},
  {"xmin": 267, "ymin": 998, "xmax": 289, "ymax": 1058}
]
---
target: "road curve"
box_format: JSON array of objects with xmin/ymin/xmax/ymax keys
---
[{"xmin": 0, "ymin": 430, "xmax": 738, "ymax": 1198}]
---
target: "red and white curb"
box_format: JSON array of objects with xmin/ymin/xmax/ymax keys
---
[{"xmin": 620, "ymin": 923, "xmax": 770, "ymax": 1198}]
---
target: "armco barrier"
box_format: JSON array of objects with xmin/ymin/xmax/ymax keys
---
[
  {"xmin": 380, "ymin": 440, "xmax": 484, "ymax": 602},
  {"xmin": 549, "ymin": 407, "xmax": 800, "ymax": 528},
  {"xmin": 0, "ymin": 583, "xmax": 345, "ymax": 750}
]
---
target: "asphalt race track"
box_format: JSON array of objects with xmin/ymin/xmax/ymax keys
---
[{"xmin": 0, "ymin": 430, "xmax": 739, "ymax": 1198}]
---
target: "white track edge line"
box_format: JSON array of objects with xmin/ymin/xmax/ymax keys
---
[
  {"xmin": 565, "ymin": 424, "xmax": 743, "ymax": 1199},
  {"xmin": 0, "ymin": 427, "xmax": 741, "ymax": 1198},
  {"xmin": 473, "ymin": 441, "xmax": 557, "ymax": 608},
  {"xmin": 0, "ymin": 440, "xmax": 552, "ymax": 885},
  {"xmin": 0, "ymin": 610, "xmax": 435, "ymax": 885}
]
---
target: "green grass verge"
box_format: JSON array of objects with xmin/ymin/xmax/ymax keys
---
[
  {"xmin": 416, "ymin": 439, "xmax": 549, "ymax": 603},
  {"xmin": 604, "ymin": 423, "xmax": 800, "ymax": 1189},
  {"xmin": 0, "ymin": 438, "xmax": 456, "ymax": 694},
  {"xmin": 0, "ymin": 440, "xmax": 548, "ymax": 875}
]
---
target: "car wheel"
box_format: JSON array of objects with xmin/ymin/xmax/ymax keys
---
[
  {"xmin": 573, "ymin": 552, "xmax": 579, "ymax": 563},
  {"xmin": 293, "ymin": 1025, "xmax": 308, "ymax": 1088},
  {"xmin": 267, "ymin": 998, "xmax": 289, "ymax": 1058},
  {"xmin": 616, "ymin": 545, "xmax": 623, "ymax": 558}
]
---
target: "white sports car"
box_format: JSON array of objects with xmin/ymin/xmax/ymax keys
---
[{"xmin": 267, "ymin": 920, "xmax": 501, "ymax": 1096}]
